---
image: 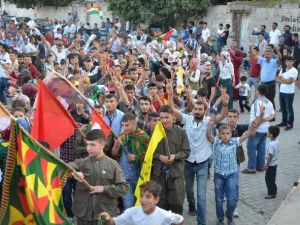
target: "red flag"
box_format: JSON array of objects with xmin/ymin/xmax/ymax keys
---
[
  {"xmin": 91, "ymin": 109, "xmax": 111, "ymax": 137},
  {"xmin": 31, "ymin": 82, "xmax": 77, "ymax": 151},
  {"xmin": 159, "ymin": 30, "xmax": 174, "ymax": 41}
]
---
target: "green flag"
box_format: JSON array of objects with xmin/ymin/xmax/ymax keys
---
[{"xmin": 0, "ymin": 122, "xmax": 73, "ymax": 225}]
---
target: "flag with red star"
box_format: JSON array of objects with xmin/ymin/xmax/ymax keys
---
[{"xmin": 0, "ymin": 122, "xmax": 73, "ymax": 225}]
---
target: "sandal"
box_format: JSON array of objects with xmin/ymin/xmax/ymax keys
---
[{"xmin": 241, "ymin": 168, "xmax": 256, "ymax": 174}]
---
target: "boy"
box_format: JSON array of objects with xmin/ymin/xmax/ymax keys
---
[
  {"xmin": 207, "ymin": 117, "xmax": 258, "ymax": 225},
  {"xmin": 100, "ymin": 181, "xmax": 184, "ymax": 225},
  {"xmin": 235, "ymin": 76, "xmax": 251, "ymax": 113},
  {"xmin": 264, "ymin": 126, "xmax": 280, "ymax": 199}
]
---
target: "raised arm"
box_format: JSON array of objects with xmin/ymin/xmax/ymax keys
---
[
  {"xmin": 167, "ymin": 82, "xmax": 183, "ymax": 122},
  {"xmin": 206, "ymin": 116, "xmax": 216, "ymax": 144},
  {"xmin": 214, "ymin": 91, "xmax": 229, "ymax": 123}
]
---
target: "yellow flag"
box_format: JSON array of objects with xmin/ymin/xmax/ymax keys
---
[{"xmin": 134, "ymin": 122, "xmax": 166, "ymax": 206}]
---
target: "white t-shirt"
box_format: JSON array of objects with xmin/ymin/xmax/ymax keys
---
[
  {"xmin": 265, "ymin": 139, "xmax": 279, "ymax": 166},
  {"xmin": 269, "ymin": 29, "xmax": 281, "ymax": 47},
  {"xmin": 202, "ymin": 28, "xmax": 211, "ymax": 42},
  {"xmin": 279, "ymin": 67, "xmax": 298, "ymax": 94},
  {"xmin": 113, "ymin": 206, "xmax": 184, "ymax": 225},
  {"xmin": 235, "ymin": 82, "xmax": 250, "ymax": 97},
  {"xmin": 250, "ymin": 97, "xmax": 275, "ymax": 133}
]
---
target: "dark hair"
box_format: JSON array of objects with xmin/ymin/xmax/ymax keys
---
[
  {"xmin": 259, "ymin": 32, "xmax": 265, "ymax": 37},
  {"xmin": 252, "ymin": 46, "xmax": 259, "ymax": 52},
  {"xmin": 156, "ymin": 74, "xmax": 166, "ymax": 83},
  {"xmin": 219, "ymin": 124, "xmax": 231, "ymax": 132},
  {"xmin": 197, "ymin": 88, "xmax": 208, "ymax": 97},
  {"xmin": 147, "ymin": 82, "xmax": 157, "ymax": 88},
  {"xmin": 105, "ymin": 94, "xmax": 117, "ymax": 100},
  {"xmin": 121, "ymin": 113, "xmax": 136, "ymax": 122},
  {"xmin": 241, "ymin": 76, "xmax": 247, "ymax": 82},
  {"xmin": 148, "ymin": 112, "xmax": 160, "ymax": 121},
  {"xmin": 203, "ymin": 22, "xmax": 207, "ymax": 25},
  {"xmin": 292, "ymin": 33, "xmax": 298, "ymax": 39},
  {"xmin": 268, "ymin": 126, "xmax": 280, "ymax": 138},
  {"xmin": 219, "ymin": 23, "xmax": 223, "ymax": 26},
  {"xmin": 261, "ymin": 25, "xmax": 266, "ymax": 29},
  {"xmin": 159, "ymin": 105, "xmax": 173, "ymax": 114},
  {"xmin": 273, "ymin": 22, "xmax": 278, "ymax": 26},
  {"xmin": 139, "ymin": 95, "xmax": 151, "ymax": 104},
  {"xmin": 86, "ymin": 129, "xmax": 105, "ymax": 141},
  {"xmin": 225, "ymin": 24, "xmax": 230, "ymax": 29},
  {"xmin": 194, "ymin": 100, "xmax": 207, "ymax": 110},
  {"xmin": 139, "ymin": 181, "xmax": 161, "ymax": 198},
  {"xmin": 257, "ymin": 84, "xmax": 268, "ymax": 96},
  {"xmin": 124, "ymin": 84, "xmax": 135, "ymax": 92}
]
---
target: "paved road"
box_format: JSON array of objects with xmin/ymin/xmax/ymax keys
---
[{"xmin": 183, "ymin": 86, "xmax": 300, "ymax": 225}]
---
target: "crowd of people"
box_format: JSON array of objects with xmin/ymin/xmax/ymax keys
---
[{"xmin": 0, "ymin": 12, "xmax": 299, "ymax": 225}]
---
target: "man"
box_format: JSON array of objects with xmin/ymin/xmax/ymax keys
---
[
  {"xmin": 70, "ymin": 129, "xmax": 129, "ymax": 225},
  {"xmin": 24, "ymin": 55, "xmax": 39, "ymax": 79},
  {"xmin": 104, "ymin": 94, "xmax": 124, "ymax": 135},
  {"xmin": 269, "ymin": 22, "xmax": 281, "ymax": 47},
  {"xmin": 112, "ymin": 113, "xmax": 149, "ymax": 209},
  {"xmin": 168, "ymin": 83, "xmax": 229, "ymax": 225},
  {"xmin": 252, "ymin": 25, "xmax": 270, "ymax": 42},
  {"xmin": 81, "ymin": 56, "xmax": 102, "ymax": 84},
  {"xmin": 292, "ymin": 33, "xmax": 300, "ymax": 68},
  {"xmin": 201, "ymin": 22, "xmax": 210, "ymax": 43},
  {"xmin": 257, "ymin": 46, "xmax": 282, "ymax": 110},
  {"xmin": 258, "ymin": 33, "xmax": 268, "ymax": 56},
  {"xmin": 243, "ymin": 84, "xmax": 275, "ymax": 174},
  {"xmin": 201, "ymin": 62, "xmax": 216, "ymax": 106},
  {"xmin": 151, "ymin": 105, "xmax": 190, "ymax": 215},
  {"xmin": 283, "ymin": 25, "xmax": 293, "ymax": 47},
  {"xmin": 100, "ymin": 181, "xmax": 184, "ymax": 225},
  {"xmin": 137, "ymin": 96, "xmax": 153, "ymax": 131},
  {"xmin": 276, "ymin": 56, "xmax": 298, "ymax": 130}
]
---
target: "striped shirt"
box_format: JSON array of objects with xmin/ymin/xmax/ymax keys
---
[{"xmin": 213, "ymin": 137, "xmax": 240, "ymax": 175}]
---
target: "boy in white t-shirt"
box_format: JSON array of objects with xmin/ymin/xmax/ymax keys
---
[
  {"xmin": 264, "ymin": 126, "xmax": 280, "ymax": 199},
  {"xmin": 235, "ymin": 76, "xmax": 251, "ymax": 113},
  {"xmin": 100, "ymin": 181, "xmax": 184, "ymax": 225}
]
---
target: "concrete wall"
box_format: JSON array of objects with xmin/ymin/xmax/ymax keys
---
[
  {"xmin": 1, "ymin": 0, "xmax": 112, "ymax": 22},
  {"xmin": 201, "ymin": 2, "xmax": 300, "ymax": 51}
]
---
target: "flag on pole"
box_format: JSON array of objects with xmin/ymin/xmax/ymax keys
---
[
  {"xmin": 91, "ymin": 109, "xmax": 111, "ymax": 137},
  {"xmin": 134, "ymin": 122, "xmax": 166, "ymax": 206},
  {"xmin": 31, "ymin": 81, "xmax": 77, "ymax": 151},
  {"xmin": 0, "ymin": 103, "xmax": 11, "ymax": 134},
  {"xmin": 158, "ymin": 30, "xmax": 174, "ymax": 41},
  {"xmin": 0, "ymin": 122, "xmax": 72, "ymax": 225}
]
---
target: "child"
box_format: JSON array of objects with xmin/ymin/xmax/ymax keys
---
[
  {"xmin": 100, "ymin": 181, "xmax": 184, "ymax": 225},
  {"xmin": 264, "ymin": 125, "xmax": 280, "ymax": 199},
  {"xmin": 207, "ymin": 120, "xmax": 256, "ymax": 225},
  {"xmin": 235, "ymin": 75, "xmax": 251, "ymax": 113}
]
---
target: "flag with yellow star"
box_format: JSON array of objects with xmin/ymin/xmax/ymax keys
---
[{"xmin": 0, "ymin": 121, "xmax": 73, "ymax": 225}]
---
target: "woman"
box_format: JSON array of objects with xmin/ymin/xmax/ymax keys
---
[
  {"xmin": 186, "ymin": 57, "xmax": 200, "ymax": 94},
  {"xmin": 216, "ymin": 51, "xmax": 235, "ymax": 109}
]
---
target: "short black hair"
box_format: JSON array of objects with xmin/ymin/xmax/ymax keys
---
[
  {"xmin": 124, "ymin": 84, "xmax": 135, "ymax": 92},
  {"xmin": 147, "ymin": 82, "xmax": 157, "ymax": 88},
  {"xmin": 268, "ymin": 126, "xmax": 280, "ymax": 138},
  {"xmin": 241, "ymin": 76, "xmax": 247, "ymax": 82},
  {"xmin": 86, "ymin": 129, "xmax": 105, "ymax": 142},
  {"xmin": 259, "ymin": 32, "xmax": 265, "ymax": 37},
  {"xmin": 139, "ymin": 95, "xmax": 151, "ymax": 104},
  {"xmin": 273, "ymin": 22, "xmax": 278, "ymax": 26},
  {"xmin": 148, "ymin": 112, "xmax": 160, "ymax": 121},
  {"xmin": 121, "ymin": 113, "xmax": 136, "ymax": 122},
  {"xmin": 197, "ymin": 88, "xmax": 208, "ymax": 97},
  {"xmin": 105, "ymin": 94, "xmax": 117, "ymax": 100},
  {"xmin": 159, "ymin": 105, "xmax": 173, "ymax": 114},
  {"xmin": 228, "ymin": 108, "xmax": 239, "ymax": 115},
  {"xmin": 257, "ymin": 84, "xmax": 268, "ymax": 97}
]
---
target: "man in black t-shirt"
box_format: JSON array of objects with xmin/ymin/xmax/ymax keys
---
[{"xmin": 202, "ymin": 62, "xmax": 216, "ymax": 106}]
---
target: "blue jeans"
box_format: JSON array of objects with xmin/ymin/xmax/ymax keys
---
[
  {"xmin": 279, "ymin": 92, "xmax": 294, "ymax": 125},
  {"xmin": 246, "ymin": 132, "xmax": 267, "ymax": 170},
  {"xmin": 122, "ymin": 178, "xmax": 137, "ymax": 210},
  {"xmin": 0, "ymin": 77, "xmax": 8, "ymax": 105},
  {"xmin": 185, "ymin": 160, "xmax": 208, "ymax": 225},
  {"xmin": 248, "ymin": 77, "xmax": 259, "ymax": 89},
  {"xmin": 214, "ymin": 172, "xmax": 237, "ymax": 221},
  {"xmin": 236, "ymin": 164, "xmax": 240, "ymax": 204}
]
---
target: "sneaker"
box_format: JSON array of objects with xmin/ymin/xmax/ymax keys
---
[
  {"xmin": 275, "ymin": 122, "xmax": 286, "ymax": 127},
  {"xmin": 188, "ymin": 206, "xmax": 196, "ymax": 216},
  {"xmin": 233, "ymin": 208, "xmax": 239, "ymax": 217},
  {"xmin": 227, "ymin": 217, "xmax": 235, "ymax": 225},
  {"xmin": 265, "ymin": 194, "xmax": 276, "ymax": 199},
  {"xmin": 241, "ymin": 168, "xmax": 256, "ymax": 174}
]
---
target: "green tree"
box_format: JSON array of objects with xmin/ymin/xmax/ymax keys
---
[
  {"xmin": 4, "ymin": 0, "xmax": 75, "ymax": 9},
  {"xmin": 105, "ymin": 0, "xmax": 210, "ymax": 26}
]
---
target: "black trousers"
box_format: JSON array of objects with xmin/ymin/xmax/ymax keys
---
[
  {"xmin": 262, "ymin": 81, "xmax": 276, "ymax": 110},
  {"xmin": 239, "ymin": 96, "xmax": 250, "ymax": 112},
  {"xmin": 265, "ymin": 165, "xmax": 277, "ymax": 195}
]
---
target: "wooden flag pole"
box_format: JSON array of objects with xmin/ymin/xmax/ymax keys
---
[{"xmin": 0, "ymin": 103, "xmax": 94, "ymax": 191}]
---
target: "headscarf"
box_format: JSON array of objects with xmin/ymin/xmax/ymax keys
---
[{"xmin": 221, "ymin": 51, "xmax": 231, "ymax": 61}]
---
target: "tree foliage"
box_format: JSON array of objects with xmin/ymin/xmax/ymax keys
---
[
  {"xmin": 105, "ymin": 0, "xmax": 211, "ymax": 26},
  {"xmin": 4, "ymin": 0, "xmax": 76, "ymax": 9}
]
